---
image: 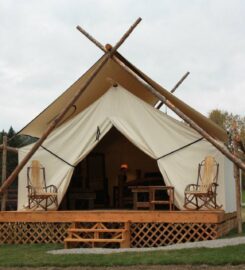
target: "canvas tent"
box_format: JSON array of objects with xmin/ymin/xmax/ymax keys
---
[{"xmin": 18, "ymin": 85, "xmax": 235, "ymax": 212}]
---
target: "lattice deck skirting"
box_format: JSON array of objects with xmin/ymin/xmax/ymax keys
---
[
  {"xmin": 0, "ymin": 222, "xmax": 70, "ymax": 244},
  {"xmin": 130, "ymin": 223, "xmax": 218, "ymax": 247},
  {"xmin": 0, "ymin": 218, "xmax": 236, "ymax": 247}
]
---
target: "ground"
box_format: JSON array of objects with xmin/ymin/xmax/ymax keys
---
[{"xmin": 1, "ymin": 266, "xmax": 245, "ymax": 270}]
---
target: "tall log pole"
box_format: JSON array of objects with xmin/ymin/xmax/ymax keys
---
[
  {"xmin": 117, "ymin": 58, "xmax": 245, "ymax": 171},
  {"xmin": 0, "ymin": 17, "xmax": 142, "ymax": 194},
  {"xmin": 232, "ymin": 121, "xmax": 243, "ymax": 233},
  {"xmin": 234, "ymin": 165, "xmax": 242, "ymax": 232},
  {"xmin": 1, "ymin": 136, "xmax": 7, "ymax": 210},
  {"xmin": 156, "ymin": 71, "xmax": 190, "ymax": 109},
  {"xmin": 76, "ymin": 27, "xmax": 245, "ymax": 172}
]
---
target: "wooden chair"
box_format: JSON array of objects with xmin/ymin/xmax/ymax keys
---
[
  {"xmin": 27, "ymin": 160, "xmax": 58, "ymax": 210},
  {"xmin": 184, "ymin": 156, "xmax": 222, "ymax": 210}
]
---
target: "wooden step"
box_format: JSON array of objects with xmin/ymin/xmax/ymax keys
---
[
  {"xmin": 68, "ymin": 228, "xmax": 126, "ymax": 233},
  {"xmin": 64, "ymin": 221, "xmax": 131, "ymax": 249}
]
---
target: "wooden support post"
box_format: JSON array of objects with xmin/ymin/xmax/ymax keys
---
[
  {"xmin": 76, "ymin": 25, "xmax": 245, "ymax": 171},
  {"xmin": 121, "ymin": 221, "xmax": 130, "ymax": 248},
  {"xmin": 232, "ymin": 121, "xmax": 243, "ymax": 233},
  {"xmin": 234, "ymin": 165, "xmax": 242, "ymax": 233},
  {"xmin": 156, "ymin": 71, "xmax": 190, "ymax": 109},
  {"xmin": 1, "ymin": 135, "xmax": 7, "ymax": 211},
  {"xmin": 0, "ymin": 17, "xmax": 142, "ymax": 194}
]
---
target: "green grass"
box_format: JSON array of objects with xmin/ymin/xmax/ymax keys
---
[
  {"xmin": 1, "ymin": 243, "xmax": 245, "ymax": 267},
  {"xmin": 242, "ymin": 190, "xmax": 245, "ymax": 204}
]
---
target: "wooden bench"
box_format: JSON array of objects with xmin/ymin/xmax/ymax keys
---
[{"xmin": 64, "ymin": 222, "xmax": 130, "ymax": 248}]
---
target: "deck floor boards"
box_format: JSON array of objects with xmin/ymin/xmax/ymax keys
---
[{"xmin": 0, "ymin": 210, "xmax": 231, "ymax": 223}]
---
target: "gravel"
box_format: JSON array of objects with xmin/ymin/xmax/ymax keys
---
[{"xmin": 47, "ymin": 236, "xmax": 245, "ymax": 255}]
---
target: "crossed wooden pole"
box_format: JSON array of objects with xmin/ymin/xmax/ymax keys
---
[
  {"xmin": 156, "ymin": 71, "xmax": 190, "ymax": 110},
  {"xmin": 0, "ymin": 17, "xmax": 142, "ymax": 193},
  {"xmin": 76, "ymin": 22, "xmax": 245, "ymax": 171},
  {"xmin": 0, "ymin": 17, "xmax": 244, "ymax": 199}
]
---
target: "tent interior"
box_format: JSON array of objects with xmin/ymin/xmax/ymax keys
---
[{"xmin": 59, "ymin": 127, "xmax": 169, "ymax": 210}]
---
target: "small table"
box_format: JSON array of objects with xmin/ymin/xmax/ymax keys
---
[{"xmin": 129, "ymin": 186, "xmax": 174, "ymax": 210}]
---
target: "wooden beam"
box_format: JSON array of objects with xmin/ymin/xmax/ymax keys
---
[
  {"xmin": 77, "ymin": 25, "xmax": 105, "ymax": 52},
  {"xmin": 1, "ymin": 136, "xmax": 8, "ymax": 211},
  {"xmin": 234, "ymin": 165, "xmax": 242, "ymax": 233},
  {"xmin": 156, "ymin": 71, "xmax": 190, "ymax": 109},
  {"xmin": 0, "ymin": 144, "xmax": 18, "ymax": 154},
  {"xmin": 0, "ymin": 210, "xmax": 226, "ymax": 223},
  {"xmin": 113, "ymin": 55, "xmax": 245, "ymax": 172},
  {"xmin": 0, "ymin": 17, "xmax": 142, "ymax": 194},
  {"xmin": 171, "ymin": 71, "xmax": 190, "ymax": 94},
  {"xmin": 76, "ymin": 26, "xmax": 245, "ymax": 171}
]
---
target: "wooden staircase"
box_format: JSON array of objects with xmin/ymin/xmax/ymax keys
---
[{"xmin": 64, "ymin": 222, "xmax": 130, "ymax": 248}]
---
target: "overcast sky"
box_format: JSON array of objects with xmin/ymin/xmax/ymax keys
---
[{"xmin": 0, "ymin": 0, "xmax": 244, "ymax": 132}]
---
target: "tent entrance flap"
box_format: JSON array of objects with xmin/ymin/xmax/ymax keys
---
[{"xmin": 59, "ymin": 127, "xmax": 171, "ymax": 210}]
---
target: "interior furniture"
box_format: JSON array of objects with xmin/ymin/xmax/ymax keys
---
[
  {"xmin": 130, "ymin": 185, "xmax": 174, "ymax": 210},
  {"xmin": 116, "ymin": 172, "xmax": 164, "ymax": 209}
]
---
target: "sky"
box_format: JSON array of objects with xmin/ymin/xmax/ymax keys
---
[{"xmin": 0, "ymin": 0, "xmax": 244, "ymax": 132}]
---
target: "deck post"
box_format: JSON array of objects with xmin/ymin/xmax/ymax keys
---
[
  {"xmin": 121, "ymin": 221, "xmax": 131, "ymax": 248},
  {"xmin": 232, "ymin": 121, "xmax": 243, "ymax": 233},
  {"xmin": 234, "ymin": 165, "xmax": 242, "ymax": 233},
  {"xmin": 1, "ymin": 135, "xmax": 8, "ymax": 211}
]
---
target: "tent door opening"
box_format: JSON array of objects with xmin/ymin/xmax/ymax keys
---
[{"xmin": 60, "ymin": 127, "xmax": 170, "ymax": 210}]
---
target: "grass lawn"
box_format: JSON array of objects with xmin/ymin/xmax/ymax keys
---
[{"xmin": 1, "ymin": 242, "xmax": 245, "ymax": 267}]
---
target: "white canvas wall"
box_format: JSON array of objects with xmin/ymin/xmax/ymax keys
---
[{"xmin": 18, "ymin": 86, "xmax": 236, "ymax": 212}]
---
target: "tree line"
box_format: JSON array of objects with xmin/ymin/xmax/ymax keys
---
[{"xmin": 0, "ymin": 127, "xmax": 36, "ymax": 187}]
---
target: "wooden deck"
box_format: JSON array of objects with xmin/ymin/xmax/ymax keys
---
[
  {"xmin": 0, "ymin": 209, "xmax": 231, "ymax": 223},
  {"xmin": 0, "ymin": 210, "xmax": 237, "ymax": 247}
]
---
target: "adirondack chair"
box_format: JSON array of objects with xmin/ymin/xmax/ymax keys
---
[
  {"xmin": 27, "ymin": 160, "xmax": 58, "ymax": 210},
  {"xmin": 183, "ymin": 156, "xmax": 222, "ymax": 210}
]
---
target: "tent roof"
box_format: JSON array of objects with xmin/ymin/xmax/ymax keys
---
[{"xmin": 18, "ymin": 53, "xmax": 227, "ymax": 142}]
